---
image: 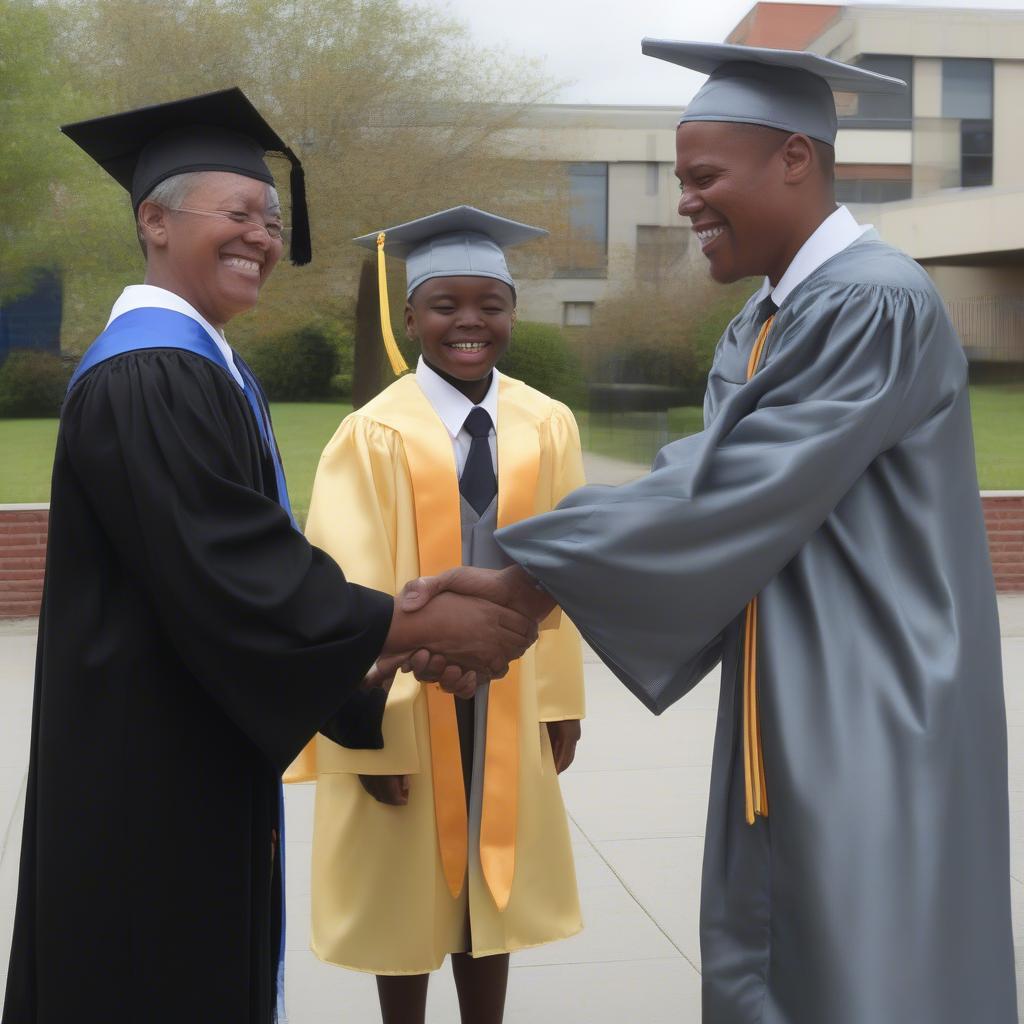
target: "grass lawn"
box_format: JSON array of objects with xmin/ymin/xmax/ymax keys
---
[
  {"xmin": 271, "ymin": 402, "xmax": 351, "ymax": 523},
  {"xmin": 2, "ymin": 386, "xmax": 1022, "ymax": 520},
  {"xmin": 576, "ymin": 406, "xmax": 706, "ymax": 466},
  {"xmin": 0, "ymin": 418, "xmax": 60, "ymax": 507},
  {"xmin": 965, "ymin": 383, "xmax": 1024, "ymax": 490}
]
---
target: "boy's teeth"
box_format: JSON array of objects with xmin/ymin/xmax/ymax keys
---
[{"xmin": 451, "ymin": 342, "xmax": 486, "ymax": 351}]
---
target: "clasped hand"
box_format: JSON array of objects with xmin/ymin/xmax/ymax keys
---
[{"xmin": 373, "ymin": 564, "xmax": 556, "ymax": 701}]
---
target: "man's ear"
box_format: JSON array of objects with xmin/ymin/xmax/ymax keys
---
[
  {"xmin": 404, "ymin": 301, "xmax": 418, "ymax": 342},
  {"xmin": 780, "ymin": 133, "xmax": 815, "ymax": 186},
  {"xmin": 137, "ymin": 199, "xmax": 170, "ymax": 252}
]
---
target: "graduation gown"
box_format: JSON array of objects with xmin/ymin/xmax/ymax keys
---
[
  {"xmin": 497, "ymin": 238, "xmax": 1017, "ymax": 1023},
  {"xmin": 286, "ymin": 373, "xmax": 585, "ymax": 973},
  {"xmin": 3, "ymin": 342, "xmax": 393, "ymax": 1024}
]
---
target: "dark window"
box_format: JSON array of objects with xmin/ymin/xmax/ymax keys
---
[
  {"xmin": 555, "ymin": 162, "xmax": 608, "ymax": 279},
  {"xmin": 960, "ymin": 118, "xmax": 994, "ymax": 187},
  {"xmin": 942, "ymin": 59, "xmax": 993, "ymax": 119},
  {"xmin": 837, "ymin": 55, "xmax": 913, "ymax": 128},
  {"xmin": 834, "ymin": 179, "xmax": 913, "ymax": 204}
]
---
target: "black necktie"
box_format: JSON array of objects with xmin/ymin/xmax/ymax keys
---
[
  {"xmin": 460, "ymin": 406, "xmax": 497, "ymax": 515},
  {"xmin": 759, "ymin": 296, "xmax": 779, "ymax": 323}
]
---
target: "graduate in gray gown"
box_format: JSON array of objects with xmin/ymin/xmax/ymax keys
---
[{"xmin": 402, "ymin": 40, "xmax": 1017, "ymax": 1024}]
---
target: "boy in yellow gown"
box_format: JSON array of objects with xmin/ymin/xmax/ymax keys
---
[{"xmin": 287, "ymin": 207, "xmax": 585, "ymax": 1022}]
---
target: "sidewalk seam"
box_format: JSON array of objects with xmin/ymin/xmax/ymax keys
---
[{"xmin": 569, "ymin": 810, "xmax": 703, "ymax": 978}]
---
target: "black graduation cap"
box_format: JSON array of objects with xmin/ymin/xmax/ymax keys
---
[{"xmin": 60, "ymin": 87, "xmax": 311, "ymax": 265}]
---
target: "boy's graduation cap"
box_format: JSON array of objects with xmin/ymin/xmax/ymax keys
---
[
  {"xmin": 60, "ymin": 87, "xmax": 312, "ymax": 265},
  {"xmin": 353, "ymin": 206, "xmax": 548, "ymax": 376},
  {"xmin": 642, "ymin": 39, "xmax": 908, "ymax": 146}
]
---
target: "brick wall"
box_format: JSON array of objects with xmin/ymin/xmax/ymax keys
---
[
  {"xmin": 0, "ymin": 506, "xmax": 48, "ymax": 619},
  {"xmin": 983, "ymin": 493, "xmax": 1024, "ymax": 594},
  {"xmin": 1, "ymin": 495, "xmax": 1023, "ymax": 619}
]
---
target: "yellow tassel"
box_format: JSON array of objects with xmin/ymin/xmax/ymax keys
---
[{"xmin": 376, "ymin": 232, "xmax": 410, "ymax": 376}]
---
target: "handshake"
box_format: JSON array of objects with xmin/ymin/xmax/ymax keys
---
[{"xmin": 372, "ymin": 564, "xmax": 557, "ymax": 699}]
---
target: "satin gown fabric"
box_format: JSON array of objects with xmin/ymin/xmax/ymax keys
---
[
  {"xmin": 286, "ymin": 373, "xmax": 586, "ymax": 974},
  {"xmin": 497, "ymin": 238, "xmax": 1017, "ymax": 1024}
]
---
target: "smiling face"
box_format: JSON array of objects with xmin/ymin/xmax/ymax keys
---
[
  {"xmin": 138, "ymin": 171, "xmax": 283, "ymax": 327},
  {"xmin": 406, "ymin": 276, "xmax": 515, "ymax": 394},
  {"xmin": 675, "ymin": 121, "xmax": 827, "ymax": 286}
]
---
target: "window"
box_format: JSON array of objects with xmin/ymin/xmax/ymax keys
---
[
  {"xmin": 960, "ymin": 119, "xmax": 994, "ymax": 188},
  {"xmin": 837, "ymin": 55, "xmax": 913, "ymax": 128},
  {"xmin": 635, "ymin": 225, "xmax": 690, "ymax": 283},
  {"xmin": 942, "ymin": 60, "xmax": 994, "ymax": 188},
  {"xmin": 563, "ymin": 301, "xmax": 594, "ymax": 327},
  {"xmin": 555, "ymin": 162, "xmax": 608, "ymax": 278},
  {"xmin": 835, "ymin": 163, "xmax": 912, "ymax": 204},
  {"xmin": 834, "ymin": 179, "xmax": 912, "ymax": 203},
  {"xmin": 942, "ymin": 59, "xmax": 993, "ymax": 119},
  {"xmin": 645, "ymin": 162, "xmax": 660, "ymax": 196}
]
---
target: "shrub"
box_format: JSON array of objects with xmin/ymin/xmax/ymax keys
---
[
  {"xmin": 0, "ymin": 350, "xmax": 74, "ymax": 418},
  {"xmin": 498, "ymin": 321, "xmax": 584, "ymax": 407},
  {"xmin": 583, "ymin": 275, "xmax": 757, "ymax": 399},
  {"xmin": 239, "ymin": 325, "xmax": 342, "ymax": 401}
]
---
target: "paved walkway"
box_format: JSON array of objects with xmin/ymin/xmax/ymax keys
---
[
  {"xmin": 3, "ymin": 608, "xmax": 1023, "ymax": 1021},
  {"xmin": 1, "ymin": 449, "xmax": 1021, "ymax": 1020}
]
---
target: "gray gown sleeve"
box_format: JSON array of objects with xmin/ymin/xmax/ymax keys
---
[{"xmin": 496, "ymin": 281, "xmax": 956, "ymax": 714}]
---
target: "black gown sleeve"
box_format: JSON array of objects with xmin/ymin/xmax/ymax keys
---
[{"xmin": 62, "ymin": 350, "xmax": 394, "ymax": 771}]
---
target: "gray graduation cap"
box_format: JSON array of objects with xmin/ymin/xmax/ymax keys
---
[
  {"xmin": 354, "ymin": 205, "xmax": 547, "ymax": 297},
  {"xmin": 641, "ymin": 39, "xmax": 908, "ymax": 145},
  {"xmin": 353, "ymin": 206, "xmax": 548, "ymax": 377}
]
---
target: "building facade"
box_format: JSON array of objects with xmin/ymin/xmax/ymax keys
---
[{"xmin": 513, "ymin": 3, "xmax": 1024, "ymax": 366}]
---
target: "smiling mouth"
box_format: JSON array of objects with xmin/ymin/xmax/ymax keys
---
[
  {"xmin": 694, "ymin": 225, "xmax": 725, "ymax": 252},
  {"xmin": 222, "ymin": 256, "xmax": 262, "ymax": 275},
  {"xmin": 447, "ymin": 341, "xmax": 490, "ymax": 352}
]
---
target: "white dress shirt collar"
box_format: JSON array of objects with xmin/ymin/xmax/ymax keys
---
[
  {"xmin": 754, "ymin": 205, "xmax": 872, "ymax": 309},
  {"xmin": 106, "ymin": 284, "xmax": 245, "ymax": 388},
  {"xmin": 415, "ymin": 356, "xmax": 500, "ymax": 439}
]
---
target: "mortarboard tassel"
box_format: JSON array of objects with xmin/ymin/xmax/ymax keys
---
[
  {"xmin": 285, "ymin": 149, "xmax": 312, "ymax": 266},
  {"xmin": 376, "ymin": 232, "xmax": 410, "ymax": 376}
]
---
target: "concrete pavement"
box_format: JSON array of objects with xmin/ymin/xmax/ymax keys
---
[{"xmin": 3, "ymin": 608, "xmax": 1023, "ymax": 1021}]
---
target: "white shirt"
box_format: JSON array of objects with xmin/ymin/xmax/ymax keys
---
[
  {"xmin": 754, "ymin": 205, "xmax": 872, "ymax": 309},
  {"xmin": 106, "ymin": 284, "xmax": 245, "ymax": 388},
  {"xmin": 415, "ymin": 356, "xmax": 499, "ymax": 477}
]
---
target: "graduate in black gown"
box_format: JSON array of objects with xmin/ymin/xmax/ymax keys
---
[{"xmin": 1, "ymin": 90, "xmax": 535, "ymax": 1024}]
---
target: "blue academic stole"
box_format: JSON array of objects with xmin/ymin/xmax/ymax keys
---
[{"xmin": 69, "ymin": 306, "xmax": 293, "ymax": 1020}]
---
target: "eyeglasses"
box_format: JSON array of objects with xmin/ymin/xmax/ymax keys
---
[{"xmin": 170, "ymin": 205, "xmax": 289, "ymax": 242}]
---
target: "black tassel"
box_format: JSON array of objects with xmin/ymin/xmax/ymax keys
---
[{"xmin": 286, "ymin": 149, "xmax": 312, "ymax": 266}]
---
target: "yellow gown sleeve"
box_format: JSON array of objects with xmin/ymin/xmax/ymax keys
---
[
  {"xmin": 533, "ymin": 403, "xmax": 586, "ymax": 723},
  {"xmin": 285, "ymin": 414, "xmax": 421, "ymax": 781}
]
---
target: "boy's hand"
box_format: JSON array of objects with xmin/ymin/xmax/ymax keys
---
[
  {"xmin": 359, "ymin": 774, "xmax": 410, "ymax": 806},
  {"xmin": 546, "ymin": 720, "xmax": 582, "ymax": 774}
]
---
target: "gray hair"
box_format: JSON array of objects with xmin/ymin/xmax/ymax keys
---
[{"xmin": 135, "ymin": 172, "xmax": 281, "ymax": 253}]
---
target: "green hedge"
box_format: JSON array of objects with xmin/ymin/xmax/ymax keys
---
[
  {"xmin": 0, "ymin": 351, "xmax": 74, "ymax": 418},
  {"xmin": 498, "ymin": 321, "xmax": 584, "ymax": 407},
  {"xmin": 238, "ymin": 324, "xmax": 345, "ymax": 401}
]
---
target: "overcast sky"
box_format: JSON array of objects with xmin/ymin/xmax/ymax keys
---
[{"xmin": 440, "ymin": 0, "xmax": 1024, "ymax": 106}]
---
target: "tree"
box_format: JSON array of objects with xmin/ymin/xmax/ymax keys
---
[
  {"xmin": 0, "ymin": 1, "xmax": 69, "ymax": 300},
  {"xmin": 6, "ymin": 0, "xmax": 568, "ymax": 359}
]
